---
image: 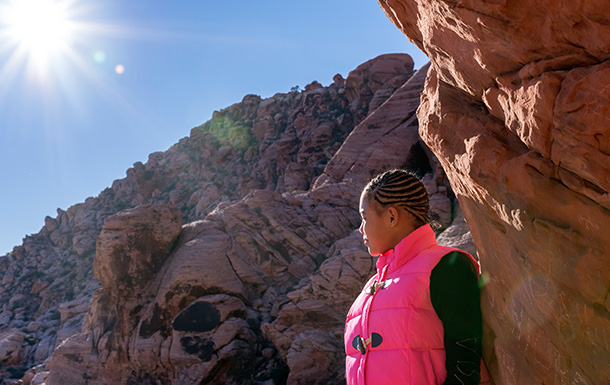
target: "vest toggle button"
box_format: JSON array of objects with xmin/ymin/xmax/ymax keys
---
[
  {"xmin": 365, "ymin": 280, "xmax": 379, "ymax": 295},
  {"xmin": 352, "ymin": 333, "xmax": 383, "ymax": 354},
  {"xmin": 366, "ymin": 279, "xmax": 393, "ymax": 295}
]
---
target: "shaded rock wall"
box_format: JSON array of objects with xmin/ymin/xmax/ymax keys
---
[{"xmin": 378, "ymin": 0, "xmax": 610, "ymax": 384}]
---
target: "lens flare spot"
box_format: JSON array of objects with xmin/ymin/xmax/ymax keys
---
[
  {"xmin": 114, "ymin": 64, "xmax": 125, "ymax": 75},
  {"xmin": 93, "ymin": 51, "xmax": 106, "ymax": 64},
  {"xmin": 508, "ymin": 274, "xmax": 559, "ymax": 332}
]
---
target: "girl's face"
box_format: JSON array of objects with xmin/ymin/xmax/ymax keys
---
[{"xmin": 358, "ymin": 193, "xmax": 395, "ymax": 256}]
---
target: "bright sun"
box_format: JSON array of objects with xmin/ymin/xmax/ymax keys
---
[{"xmin": 1, "ymin": 0, "xmax": 74, "ymax": 69}]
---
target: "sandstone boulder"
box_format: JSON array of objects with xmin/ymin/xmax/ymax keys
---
[
  {"xmin": 0, "ymin": 329, "xmax": 25, "ymax": 366},
  {"xmin": 93, "ymin": 204, "xmax": 182, "ymax": 294},
  {"xmin": 345, "ymin": 53, "xmax": 415, "ymax": 113}
]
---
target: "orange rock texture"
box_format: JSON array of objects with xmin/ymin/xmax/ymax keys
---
[{"xmin": 378, "ymin": 0, "xmax": 610, "ymax": 384}]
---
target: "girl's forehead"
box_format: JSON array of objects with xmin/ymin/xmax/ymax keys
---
[
  {"xmin": 359, "ymin": 194, "xmax": 379, "ymax": 212},
  {"xmin": 359, "ymin": 192, "xmax": 370, "ymax": 208}
]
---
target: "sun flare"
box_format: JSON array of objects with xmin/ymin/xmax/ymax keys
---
[{"xmin": 1, "ymin": 0, "xmax": 75, "ymax": 69}]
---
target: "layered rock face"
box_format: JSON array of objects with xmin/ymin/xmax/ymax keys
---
[
  {"xmin": 2, "ymin": 54, "xmax": 473, "ymax": 384},
  {"xmin": 378, "ymin": 1, "xmax": 610, "ymax": 384}
]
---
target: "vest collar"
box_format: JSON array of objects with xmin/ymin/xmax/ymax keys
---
[{"xmin": 376, "ymin": 224, "xmax": 437, "ymax": 275}]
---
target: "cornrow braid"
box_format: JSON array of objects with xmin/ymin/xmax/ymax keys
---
[{"xmin": 363, "ymin": 169, "xmax": 430, "ymax": 225}]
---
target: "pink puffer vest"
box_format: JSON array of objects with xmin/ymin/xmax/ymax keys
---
[{"xmin": 345, "ymin": 224, "xmax": 489, "ymax": 385}]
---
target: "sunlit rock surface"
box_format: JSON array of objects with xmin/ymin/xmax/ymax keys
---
[{"xmin": 378, "ymin": 0, "xmax": 610, "ymax": 384}]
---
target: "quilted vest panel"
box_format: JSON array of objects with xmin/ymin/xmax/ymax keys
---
[{"xmin": 344, "ymin": 225, "xmax": 480, "ymax": 385}]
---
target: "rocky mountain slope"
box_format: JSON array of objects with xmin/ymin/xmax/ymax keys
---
[
  {"xmin": 0, "ymin": 54, "xmax": 470, "ymax": 384},
  {"xmin": 378, "ymin": 0, "xmax": 610, "ymax": 384}
]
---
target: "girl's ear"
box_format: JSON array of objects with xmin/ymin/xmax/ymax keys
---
[{"xmin": 387, "ymin": 206, "xmax": 399, "ymax": 228}]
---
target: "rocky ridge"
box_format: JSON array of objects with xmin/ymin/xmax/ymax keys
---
[{"xmin": 0, "ymin": 54, "xmax": 471, "ymax": 384}]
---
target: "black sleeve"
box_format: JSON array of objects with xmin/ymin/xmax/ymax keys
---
[{"xmin": 430, "ymin": 251, "xmax": 482, "ymax": 385}]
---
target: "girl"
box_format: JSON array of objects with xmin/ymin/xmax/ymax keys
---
[{"xmin": 345, "ymin": 169, "xmax": 489, "ymax": 385}]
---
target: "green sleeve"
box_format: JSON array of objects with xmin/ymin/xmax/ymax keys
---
[{"xmin": 430, "ymin": 251, "xmax": 482, "ymax": 385}]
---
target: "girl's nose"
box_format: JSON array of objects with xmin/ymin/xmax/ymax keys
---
[{"xmin": 358, "ymin": 221, "xmax": 364, "ymax": 234}]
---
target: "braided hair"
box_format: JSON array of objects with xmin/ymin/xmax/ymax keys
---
[{"xmin": 362, "ymin": 169, "xmax": 430, "ymax": 226}]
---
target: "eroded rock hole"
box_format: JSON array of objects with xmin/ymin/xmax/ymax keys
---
[{"xmin": 172, "ymin": 301, "xmax": 221, "ymax": 332}]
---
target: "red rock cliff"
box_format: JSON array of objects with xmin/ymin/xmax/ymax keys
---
[{"xmin": 378, "ymin": 0, "xmax": 610, "ymax": 384}]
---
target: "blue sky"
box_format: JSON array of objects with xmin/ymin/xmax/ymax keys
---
[{"xmin": 0, "ymin": 0, "xmax": 428, "ymax": 256}]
